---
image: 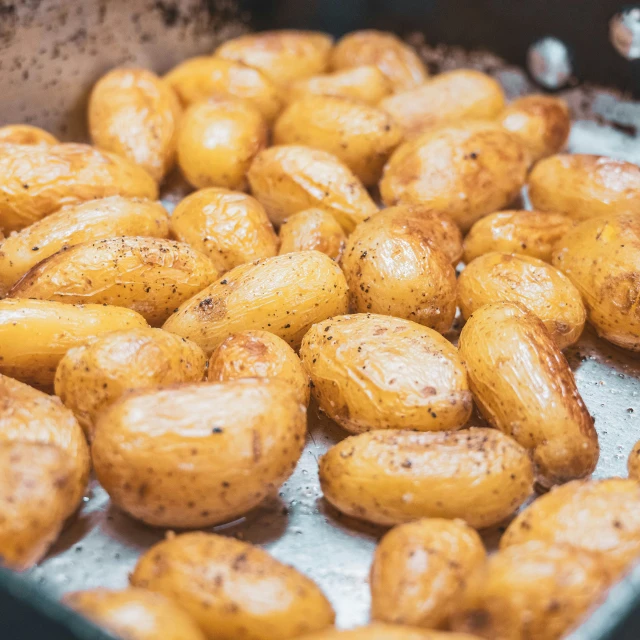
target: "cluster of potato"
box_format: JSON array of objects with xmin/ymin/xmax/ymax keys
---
[{"xmin": 0, "ymin": 26, "xmax": 639, "ymax": 640}]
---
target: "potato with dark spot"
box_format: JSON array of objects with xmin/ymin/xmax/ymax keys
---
[
  {"xmin": 300, "ymin": 625, "xmax": 483, "ymax": 640},
  {"xmin": 629, "ymin": 441, "xmax": 640, "ymax": 480},
  {"xmin": 278, "ymin": 209, "xmax": 346, "ymax": 261},
  {"xmin": 0, "ymin": 124, "xmax": 58, "ymax": 146}
]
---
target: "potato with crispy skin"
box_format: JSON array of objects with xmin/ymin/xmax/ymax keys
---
[
  {"xmin": 299, "ymin": 626, "xmax": 483, "ymax": 640},
  {"xmin": 0, "ymin": 124, "xmax": 58, "ymax": 145},
  {"xmin": 629, "ymin": 441, "xmax": 640, "ymax": 480},
  {"xmin": 278, "ymin": 209, "xmax": 346, "ymax": 260}
]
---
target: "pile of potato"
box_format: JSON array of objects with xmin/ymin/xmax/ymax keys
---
[{"xmin": 0, "ymin": 27, "xmax": 639, "ymax": 640}]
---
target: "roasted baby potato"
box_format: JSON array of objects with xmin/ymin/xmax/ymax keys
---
[
  {"xmin": 177, "ymin": 97, "xmax": 267, "ymax": 191},
  {"xmin": 463, "ymin": 210, "xmax": 573, "ymax": 264},
  {"xmin": 273, "ymin": 96, "xmax": 403, "ymax": 186},
  {"xmin": 208, "ymin": 330, "xmax": 309, "ymax": 406},
  {"xmin": 278, "ymin": 209, "xmax": 346, "ymax": 260},
  {"xmin": 458, "ymin": 252, "xmax": 586, "ymax": 349},
  {"xmin": 0, "ymin": 142, "xmax": 158, "ymax": 233},
  {"xmin": 319, "ymin": 428, "xmax": 533, "ymax": 528},
  {"xmin": 330, "ymin": 30, "xmax": 428, "ymax": 91},
  {"xmin": 0, "ymin": 299, "xmax": 147, "ymax": 389},
  {"xmin": 170, "ymin": 188, "xmax": 278, "ymax": 271},
  {"xmin": 458, "ymin": 302, "xmax": 598, "ymax": 486},
  {"xmin": 380, "ymin": 122, "xmax": 529, "ymax": 231},
  {"xmin": 629, "ymin": 440, "xmax": 640, "ymax": 480},
  {"xmin": 0, "ymin": 196, "xmax": 170, "ymax": 296},
  {"xmin": 370, "ymin": 518, "xmax": 486, "ymax": 629},
  {"xmin": 55, "ymin": 328, "xmax": 206, "ymax": 436},
  {"xmin": 10, "ymin": 237, "xmax": 219, "ymax": 327},
  {"xmin": 528, "ymin": 154, "xmax": 640, "ymax": 220},
  {"xmin": 0, "ymin": 124, "xmax": 58, "ymax": 146},
  {"xmin": 299, "ymin": 625, "xmax": 483, "ymax": 640},
  {"xmin": 247, "ymin": 145, "xmax": 378, "ymax": 231},
  {"xmin": 131, "ymin": 531, "xmax": 335, "ymax": 640}
]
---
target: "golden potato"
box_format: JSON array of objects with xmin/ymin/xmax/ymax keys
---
[
  {"xmin": 55, "ymin": 328, "xmax": 206, "ymax": 436},
  {"xmin": 273, "ymin": 96, "xmax": 403, "ymax": 186},
  {"xmin": 163, "ymin": 251, "xmax": 348, "ymax": 353},
  {"xmin": 170, "ymin": 188, "xmax": 278, "ymax": 271},
  {"xmin": 330, "ymin": 30, "xmax": 428, "ymax": 91},
  {"xmin": 528, "ymin": 154, "xmax": 640, "ymax": 220},
  {"xmin": 177, "ymin": 97, "xmax": 267, "ymax": 192},
  {"xmin": 247, "ymin": 145, "xmax": 378, "ymax": 231},
  {"xmin": 340, "ymin": 210, "xmax": 457, "ymax": 331},
  {"xmin": 629, "ymin": 440, "xmax": 640, "ymax": 480},
  {"xmin": 458, "ymin": 252, "xmax": 586, "ymax": 349},
  {"xmin": 551, "ymin": 212, "xmax": 640, "ymax": 351},
  {"xmin": 463, "ymin": 210, "xmax": 573, "ymax": 264},
  {"xmin": 208, "ymin": 330, "xmax": 309, "ymax": 405},
  {"xmin": 0, "ymin": 124, "xmax": 58, "ymax": 146},
  {"xmin": 215, "ymin": 30, "xmax": 333, "ymax": 86},
  {"xmin": 131, "ymin": 531, "xmax": 335, "ymax": 640},
  {"xmin": 278, "ymin": 209, "xmax": 346, "ymax": 260},
  {"xmin": 380, "ymin": 122, "xmax": 529, "ymax": 231},
  {"xmin": 370, "ymin": 518, "xmax": 486, "ymax": 629},
  {"xmin": 0, "ymin": 142, "xmax": 158, "ymax": 233},
  {"xmin": 0, "ymin": 196, "xmax": 170, "ymax": 296},
  {"xmin": 319, "ymin": 428, "xmax": 533, "ymax": 528},
  {"xmin": 451, "ymin": 542, "xmax": 610, "ymax": 640},
  {"xmin": 300, "ymin": 625, "xmax": 482, "ymax": 640},
  {"xmin": 10, "ymin": 237, "xmax": 219, "ymax": 327}
]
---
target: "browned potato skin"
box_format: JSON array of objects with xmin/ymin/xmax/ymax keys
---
[
  {"xmin": 163, "ymin": 251, "xmax": 349, "ymax": 353},
  {"xmin": 0, "ymin": 196, "xmax": 170, "ymax": 296},
  {"xmin": 330, "ymin": 30, "xmax": 428, "ymax": 91},
  {"xmin": 300, "ymin": 314, "xmax": 471, "ymax": 433},
  {"xmin": 55, "ymin": 328, "xmax": 206, "ymax": 436},
  {"xmin": 458, "ymin": 252, "xmax": 586, "ymax": 349},
  {"xmin": 552, "ymin": 212, "xmax": 640, "ymax": 351},
  {"xmin": 131, "ymin": 532, "xmax": 335, "ymax": 640},
  {"xmin": 273, "ymin": 96, "xmax": 403, "ymax": 186},
  {"xmin": 10, "ymin": 237, "xmax": 219, "ymax": 327},
  {"xmin": 300, "ymin": 625, "xmax": 483, "ymax": 640},
  {"xmin": 0, "ymin": 125, "xmax": 58, "ymax": 146},
  {"xmin": 529, "ymin": 154, "xmax": 640, "ymax": 220},
  {"xmin": 370, "ymin": 519, "xmax": 486, "ymax": 629},
  {"xmin": 458, "ymin": 302, "xmax": 598, "ymax": 486},
  {"xmin": 463, "ymin": 210, "xmax": 573, "ymax": 264},
  {"xmin": 0, "ymin": 143, "xmax": 158, "ymax": 233},
  {"xmin": 451, "ymin": 542, "xmax": 611, "ymax": 640},
  {"xmin": 629, "ymin": 440, "xmax": 640, "ymax": 480},
  {"xmin": 278, "ymin": 208, "xmax": 346, "ymax": 260},
  {"xmin": 380, "ymin": 122, "xmax": 529, "ymax": 232},
  {"xmin": 319, "ymin": 428, "xmax": 533, "ymax": 528},
  {"xmin": 208, "ymin": 330, "xmax": 309, "ymax": 405},
  {"xmin": 247, "ymin": 145, "xmax": 378, "ymax": 232},
  {"xmin": 170, "ymin": 188, "xmax": 278, "ymax": 272}
]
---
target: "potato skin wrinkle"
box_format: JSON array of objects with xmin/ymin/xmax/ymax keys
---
[{"xmin": 278, "ymin": 208, "xmax": 346, "ymax": 261}]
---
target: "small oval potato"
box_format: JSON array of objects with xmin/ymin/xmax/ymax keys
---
[
  {"xmin": 340, "ymin": 210, "xmax": 457, "ymax": 331},
  {"xmin": 379, "ymin": 70, "xmax": 505, "ymax": 136},
  {"xmin": 0, "ymin": 299, "xmax": 148, "ymax": 389},
  {"xmin": 299, "ymin": 625, "xmax": 483, "ymax": 640},
  {"xmin": 208, "ymin": 330, "xmax": 309, "ymax": 406},
  {"xmin": 274, "ymin": 96, "xmax": 403, "ymax": 186},
  {"xmin": 170, "ymin": 188, "xmax": 278, "ymax": 272},
  {"xmin": 0, "ymin": 142, "xmax": 158, "ymax": 233},
  {"xmin": 528, "ymin": 154, "xmax": 640, "ymax": 221},
  {"xmin": 629, "ymin": 440, "xmax": 640, "ymax": 480},
  {"xmin": 177, "ymin": 97, "xmax": 267, "ymax": 192},
  {"xmin": 551, "ymin": 212, "xmax": 640, "ymax": 351},
  {"xmin": 319, "ymin": 428, "xmax": 533, "ymax": 528},
  {"xmin": 0, "ymin": 196, "xmax": 170, "ymax": 296},
  {"xmin": 55, "ymin": 328, "xmax": 206, "ymax": 436},
  {"xmin": 463, "ymin": 210, "xmax": 573, "ymax": 264},
  {"xmin": 247, "ymin": 145, "xmax": 378, "ymax": 231},
  {"xmin": 10, "ymin": 237, "xmax": 219, "ymax": 327},
  {"xmin": 458, "ymin": 253, "xmax": 586, "ymax": 349},
  {"xmin": 370, "ymin": 519, "xmax": 486, "ymax": 629},
  {"xmin": 163, "ymin": 251, "xmax": 349, "ymax": 352},
  {"xmin": 0, "ymin": 124, "xmax": 58, "ymax": 146},
  {"xmin": 451, "ymin": 542, "xmax": 611, "ymax": 640},
  {"xmin": 501, "ymin": 478, "xmax": 640, "ymax": 576},
  {"xmin": 278, "ymin": 209, "xmax": 346, "ymax": 260},
  {"xmin": 458, "ymin": 303, "xmax": 598, "ymax": 486},
  {"xmin": 330, "ymin": 30, "xmax": 428, "ymax": 91},
  {"xmin": 380, "ymin": 122, "xmax": 529, "ymax": 232},
  {"xmin": 131, "ymin": 532, "xmax": 335, "ymax": 640}
]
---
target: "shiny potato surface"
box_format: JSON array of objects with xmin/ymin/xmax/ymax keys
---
[
  {"xmin": 458, "ymin": 252, "xmax": 586, "ymax": 349},
  {"xmin": 0, "ymin": 124, "xmax": 58, "ymax": 145},
  {"xmin": 629, "ymin": 440, "xmax": 640, "ymax": 480},
  {"xmin": 55, "ymin": 328, "xmax": 206, "ymax": 436},
  {"xmin": 170, "ymin": 187, "xmax": 278, "ymax": 272},
  {"xmin": 278, "ymin": 208, "xmax": 346, "ymax": 260},
  {"xmin": 300, "ymin": 314, "xmax": 471, "ymax": 433},
  {"xmin": 300, "ymin": 625, "xmax": 483, "ymax": 640},
  {"xmin": 370, "ymin": 518, "xmax": 486, "ymax": 629},
  {"xmin": 319, "ymin": 428, "xmax": 533, "ymax": 528},
  {"xmin": 458, "ymin": 302, "xmax": 598, "ymax": 486},
  {"xmin": 247, "ymin": 145, "xmax": 378, "ymax": 232},
  {"xmin": 131, "ymin": 532, "xmax": 335, "ymax": 640}
]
